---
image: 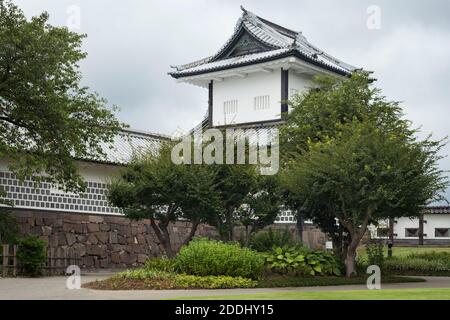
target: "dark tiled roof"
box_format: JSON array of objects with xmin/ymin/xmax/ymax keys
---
[
  {"xmin": 423, "ymin": 206, "xmax": 450, "ymax": 215},
  {"xmin": 169, "ymin": 7, "xmax": 361, "ymax": 78},
  {"xmin": 81, "ymin": 129, "xmax": 171, "ymax": 165}
]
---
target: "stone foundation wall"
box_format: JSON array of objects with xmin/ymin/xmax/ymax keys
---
[
  {"xmin": 11, "ymin": 209, "xmax": 329, "ymax": 269},
  {"xmin": 12, "ymin": 209, "xmax": 219, "ymax": 269}
]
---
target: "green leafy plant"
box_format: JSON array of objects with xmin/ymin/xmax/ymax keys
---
[
  {"xmin": 247, "ymin": 228, "xmax": 295, "ymax": 252},
  {"xmin": 174, "ymin": 238, "xmax": 264, "ymax": 280},
  {"xmin": 16, "ymin": 235, "xmax": 47, "ymax": 277},
  {"xmin": 173, "ymin": 274, "xmax": 257, "ymax": 289},
  {"xmin": 264, "ymin": 246, "xmax": 342, "ymax": 276},
  {"xmin": 144, "ymin": 257, "xmax": 175, "ymax": 273},
  {"xmin": 366, "ymin": 242, "xmax": 385, "ymax": 268}
]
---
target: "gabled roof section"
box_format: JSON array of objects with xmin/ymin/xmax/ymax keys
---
[{"xmin": 169, "ymin": 7, "xmax": 361, "ymax": 78}]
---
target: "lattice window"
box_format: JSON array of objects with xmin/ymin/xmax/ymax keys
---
[
  {"xmin": 223, "ymin": 100, "xmax": 238, "ymax": 114},
  {"xmin": 0, "ymin": 171, "xmax": 122, "ymax": 215},
  {"xmin": 254, "ymin": 95, "xmax": 270, "ymax": 111}
]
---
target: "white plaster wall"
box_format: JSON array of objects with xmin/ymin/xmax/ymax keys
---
[
  {"xmin": 394, "ymin": 217, "xmax": 420, "ymax": 239},
  {"xmin": 288, "ymin": 72, "xmax": 313, "ymax": 97},
  {"xmin": 371, "ymin": 215, "xmax": 450, "ymax": 240},
  {"xmin": 212, "ymin": 69, "xmax": 282, "ymax": 126},
  {"xmin": 75, "ymin": 161, "xmax": 121, "ymax": 183},
  {"xmin": 424, "ymin": 214, "xmax": 450, "ymax": 239}
]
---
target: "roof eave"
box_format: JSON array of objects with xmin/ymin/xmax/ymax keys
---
[{"xmin": 169, "ymin": 49, "xmax": 353, "ymax": 79}]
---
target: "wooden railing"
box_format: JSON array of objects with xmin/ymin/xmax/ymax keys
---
[
  {"xmin": 1, "ymin": 244, "xmax": 81, "ymax": 277},
  {"xmin": 1, "ymin": 244, "xmax": 17, "ymax": 277}
]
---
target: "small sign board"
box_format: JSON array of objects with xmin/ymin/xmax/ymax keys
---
[{"xmin": 325, "ymin": 241, "xmax": 333, "ymax": 250}]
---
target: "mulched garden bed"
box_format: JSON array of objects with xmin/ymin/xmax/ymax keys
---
[{"xmin": 83, "ymin": 274, "xmax": 425, "ymax": 290}]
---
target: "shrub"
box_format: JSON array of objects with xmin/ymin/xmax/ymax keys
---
[
  {"xmin": 16, "ymin": 235, "xmax": 47, "ymax": 277},
  {"xmin": 173, "ymin": 274, "xmax": 257, "ymax": 289},
  {"xmin": 366, "ymin": 242, "xmax": 385, "ymax": 267},
  {"xmin": 144, "ymin": 257, "xmax": 175, "ymax": 273},
  {"xmin": 264, "ymin": 246, "xmax": 342, "ymax": 276},
  {"xmin": 174, "ymin": 238, "xmax": 265, "ymax": 280},
  {"xmin": 248, "ymin": 228, "xmax": 295, "ymax": 252},
  {"xmin": 407, "ymin": 252, "xmax": 450, "ymax": 264},
  {"xmin": 383, "ymin": 257, "xmax": 450, "ymax": 275},
  {"xmin": 115, "ymin": 268, "xmax": 174, "ymax": 280}
]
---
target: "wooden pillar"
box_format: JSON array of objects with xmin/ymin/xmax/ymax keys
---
[
  {"xmin": 281, "ymin": 68, "xmax": 289, "ymax": 117},
  {"xmin": 208, "ymin": 81, "xmax": 213, "ymax": 127},
  {"xmin": 296, "ymin": 213, "xmax": 304, "ymax": 244},
  {"xmin": 418, "ymin": 213, "xmax": 424, "ymax": 246},
  {"xmin": 2, "ymin": 244, "xmax": 8, "ymax": 277},
  {"xmin": 12, "ymin": 245, "xmax": 17, "ymax": 277},
  {"xmin": 388, "ymin": 217, "xmax": 395, "ymax": 244}
]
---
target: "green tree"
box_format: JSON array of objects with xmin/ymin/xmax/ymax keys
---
[
  {"xmin": 281, "ymin": 73, "xmax": 448, "ymax": 276},
  {"xmin": 207, "ymin": 163, "xmax": 258, "ymax": 242},
  {"xmin": 283, "ymin": 119, "xmax": 447, "ymax": 276},
  {"xmin": 0, "ymin": 1, "xmax": 123, "ymax": 192},
  {"xmin": 237, "ymin": 174, "xmax": 283, "ymax": 244},
  {"xmin": 107, "ymin": 143, "xmax": 222, "ymax": 258}
]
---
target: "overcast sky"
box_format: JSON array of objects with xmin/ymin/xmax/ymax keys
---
[{"xmin": 13, "ymin": 0, "xmax": 450, "ymax": 202}]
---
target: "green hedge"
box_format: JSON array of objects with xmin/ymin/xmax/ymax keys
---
[
  {"xmin": 174, "ymin": 238, "xmax": 264, "ymax": 280},
  {"xmin": 113, "ymin": 269, "xmax": 256, "ymax": 289},
  {"xmin": 384, "ymin": 257, "xmax": 450, "ymax": 276},
  {"xmin": 174, "ymin": 275, "xmax": 257, "ymax": 289}
]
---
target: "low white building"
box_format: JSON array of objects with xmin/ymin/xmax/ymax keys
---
[{"xmin": 369, "ymin": 207, "xmax": 450, "ymax": 245}]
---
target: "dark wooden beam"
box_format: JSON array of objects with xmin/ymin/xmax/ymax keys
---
[
  {"xmin": 281, "ymin": 68, "xmax": 289, "ymax": 117},
  {"xmin": 208, "ymin": 81, "xmax": 213, "ymax": 127},
  {"xmin": 418, "ymin": 213, "xmax": 424, "ymax": 246}
]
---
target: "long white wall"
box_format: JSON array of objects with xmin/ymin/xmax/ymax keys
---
[
  {"xmin": 370, "ymin": 215, "xmax": 450, "ymax": 240},
  {"xmin": 0, "ymin": 158, "xmax": 123, "ymax": 215}
]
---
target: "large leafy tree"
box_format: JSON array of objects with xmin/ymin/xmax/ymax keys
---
[
  {"xmin": 281, "ymin": 73, "xmax": 448, "ymax": 276},
  {"xmin": 0, "ymin": 1, "xmax": 123, "ymax": 192},
  {"xmin": 108, "ymin": 143, "xmax": 222, "ymax": 258}
]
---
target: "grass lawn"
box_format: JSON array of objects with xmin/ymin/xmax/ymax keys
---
[
  {"xmin": 357, "ymin": 246, "xmax": 450, "ymax": 260},
  {"xmin": 172, "ymin": 288, "xmax": 450, "ymax": 300}
]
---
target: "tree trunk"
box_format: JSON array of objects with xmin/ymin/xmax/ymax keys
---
[
  {"xmin": 182, "ymin": 219, "xmax": 200, "ymax": 246},
  {"xmin": 149, "ymin": 218, "xmax": 175, "ymax": 258},
  {"xmin": 344, "ymin": 238, "xmax": 360, "ymax": 277},
  {"xmin": 225, "ymin": 209, "xmax": 234, "ymax": 241}
]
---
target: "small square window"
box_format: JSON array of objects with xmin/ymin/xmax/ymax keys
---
[
  {"xmin": 435, "ymin": 228, "xmax": 450, "ymax": 238},
  {"xmin": 405, "ymin": 228, "xmax": 419, "ymax": 237}
]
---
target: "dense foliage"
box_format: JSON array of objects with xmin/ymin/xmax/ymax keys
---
[
  {"xmin": 366, "ymin": 242, "xmax": 385, "ymax": 268},
  {"xmin": 108, "ymin": 143, "xmax": 221, "ymax": 257},
  {"xmin": 174, "ymin": 238, "xmax": 264, "ymax": 280},
  {"xmin": 281, "ymin": 72, "xmax": 448, "ymax": 276},
  {"xmin": 0, "ymin": 1, "xmax": 123, "ymax": 192},
  {"xmin": 173, "ymin": 274, "xmax": 257, "ymax": 289},
  {"xmin": 264, "ymin": 246, "xmax": 342, "ymax": 276},
  {"xmin": 383, "ymin": 252, "xmax": 450, "ymax": 276},
  {"xmin": 247, "ymin": 228, "xmax": 295, "ymax": 252},
  {"xmin": 16, "ymin": 235, "xmax": 47, "ymax": 276}
]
